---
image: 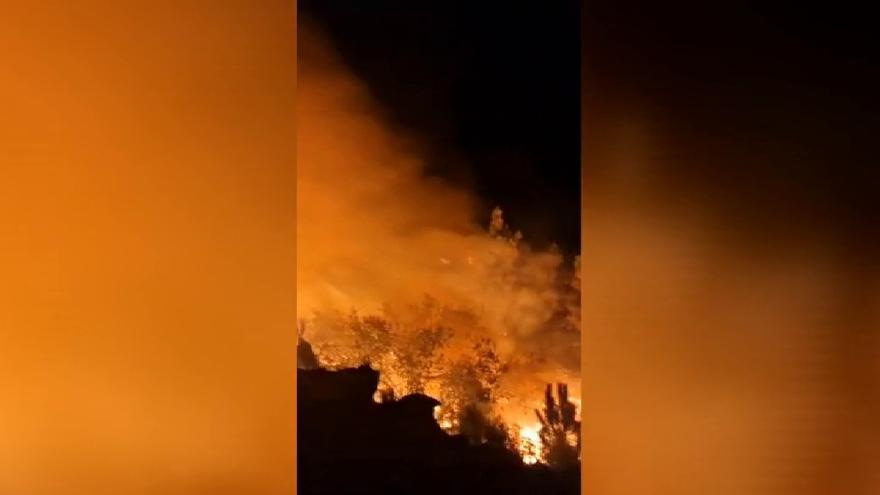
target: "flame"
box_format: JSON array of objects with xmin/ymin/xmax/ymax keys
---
[{"xmin": 518, "ymin": 424, "xmax": 543, "ymax": 465}]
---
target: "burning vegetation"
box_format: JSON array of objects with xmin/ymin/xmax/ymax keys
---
[
  {"xmin": 298, "ymin": 210, "xmax": 581, "ymax": 467},
  {"xmin": 297, "ymin": 362, "xmax": 579, "ymax": 495}
]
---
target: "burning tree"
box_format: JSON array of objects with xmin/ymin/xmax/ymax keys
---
[
  {"xmin": 457, "ymin": 404, "xmax": 514, "ymax": 451},
  {"xmin": 439, "ymin": 338, "xmax": 511, "ymax": 445},
  {"xmin": 535, "ymin": 383, "xmax": 580, "ymax": 469},
  {"xmin": 394, "ymin": 325, "xmax": 453, "ymax": 393},
  {"xmin": 303, "ymin": 307, "xmax": 585, "ymax": 467},
  {"xmin": 302, "ymin": 305, "xmax": 454, "ymax": 398},
  {"xmin": 489, "ymin": 206, "xmax": 523, "ymax": 246},
  {"xmin": 299, "ymin": 206, "xmax": 584, "ymax": 462},
  {"xmin": 350, "ymin": 315, "xmax": 394, "ymax": 358}
]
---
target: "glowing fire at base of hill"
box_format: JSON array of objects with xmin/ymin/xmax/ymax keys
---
[
  {"xmin": 297, "ymin": 213, "xmax": 581, "ymax": 465},
  {"xmin": 300, "ymin": 289, "xmax": 580, "ymax": 465},
  {"xmin": 518, "ymin": 424, "xmax": 543, "ymax": 465},
  {"xmin": 432, "ymin": 400, "xmax": 551, "ymax": 465},
  {"xmin": 301, "ymin": 300, "xmax": 581, "ymax": 466}
]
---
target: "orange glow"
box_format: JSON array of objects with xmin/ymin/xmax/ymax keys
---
[
  {"xmin": 297, "ymin": 23, "xmax": 580, "ymax": 461},
  {"xmin": 519, "ymin": 424, "xmax": 543, "ymax": 465},
  {"xmin": 1, "ymin": 2, "xmax": 296, "ymax": 493},
  {"xmin": 581, "ymin": 111, "xmax": 880, "ymax": 493}
]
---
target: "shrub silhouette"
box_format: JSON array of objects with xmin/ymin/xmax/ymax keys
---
[{"xmin": 536, "ymin": 383, "xmax": 580, "ymax": 469}]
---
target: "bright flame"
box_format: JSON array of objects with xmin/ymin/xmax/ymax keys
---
[{"xmin": 519, "ymin": 424, "xmax": 543, "ymax": 465}]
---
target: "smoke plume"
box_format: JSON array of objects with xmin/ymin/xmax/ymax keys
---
[{"xmin": 297, "ymin": 23, "xmax": 580, "ymax": 427}]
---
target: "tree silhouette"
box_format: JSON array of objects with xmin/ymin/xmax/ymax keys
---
[{"xmin": 535, "ymin": 383, "xmax": 580, "ymax": 469}]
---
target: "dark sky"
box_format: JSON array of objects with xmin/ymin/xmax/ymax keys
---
[
  {"xmin": 580, "ymin": 7, "xmax": 879, "ymax": 491},
  {"xmin": 299, "ymin": 0, "xmax": 581, "ymax": 255},
  {"xmin": 583, "ymin": 3, "xmax": 879, "ymax": 254},
  {"xmin": 301, "ymin": 1, "xmax": 878, "ymax": 258}
]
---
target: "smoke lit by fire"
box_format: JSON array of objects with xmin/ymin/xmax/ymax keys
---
[{"xmin": 297, "ymin": 24, "xmax": 580, "ymax": 462}]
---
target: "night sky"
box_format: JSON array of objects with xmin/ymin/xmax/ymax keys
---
[
  {"xmin": 300, "ymin": 0, "xmax": 581, "ymax": 255},
  {"xmin": 302, "ymin": 1, "xmax": 878, "ymax": 259},
  {"xmin": 580, "ymin": 7, "xmax": 879, "ymax": 492},
  {"xmin": 583, "ymin": 3, "xmax": 879, "ymax": 254}
]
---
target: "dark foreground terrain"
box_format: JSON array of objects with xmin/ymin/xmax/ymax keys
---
[{"xmin": 297, "ymin": 365, "xmax": 579, "ymax": 495}]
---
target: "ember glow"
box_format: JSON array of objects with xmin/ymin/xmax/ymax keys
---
[
  {"xmin": 519, "ymin": 424, "xmax": 543, "ymax": 465},
  {"xmin": 297, "ymin": 24, "xmax": 580, "ymax": 463}
]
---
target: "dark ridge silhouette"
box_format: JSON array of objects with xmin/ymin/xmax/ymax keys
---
[
  {"xmin": 297, "ymin": 364, "xmax": 580, "ymax": 495},
  {"xmin": 297, "ymin": 322, "xmax": 320, "ymax": 370}
]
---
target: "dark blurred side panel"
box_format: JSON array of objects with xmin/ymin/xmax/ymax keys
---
[
  {"xmin": 582, "ymin": 3, "xmax": 879, "ymax": 494},
  {"xmin": 0, "ymin": 2, "xmax": 296, "ymax": 493}
]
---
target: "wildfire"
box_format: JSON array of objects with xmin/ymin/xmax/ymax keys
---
[
  {"xmin": 518, "ymin": 424, "xmax": 543, "ymax": 465},
  {"xmin": 298, "ymin": 23, "xmax": 581, "ymax": 469}
]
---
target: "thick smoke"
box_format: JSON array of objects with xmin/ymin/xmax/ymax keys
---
[{"xmin": 297, "ymin": 24, "xmax": 580, "ymax": 425}]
